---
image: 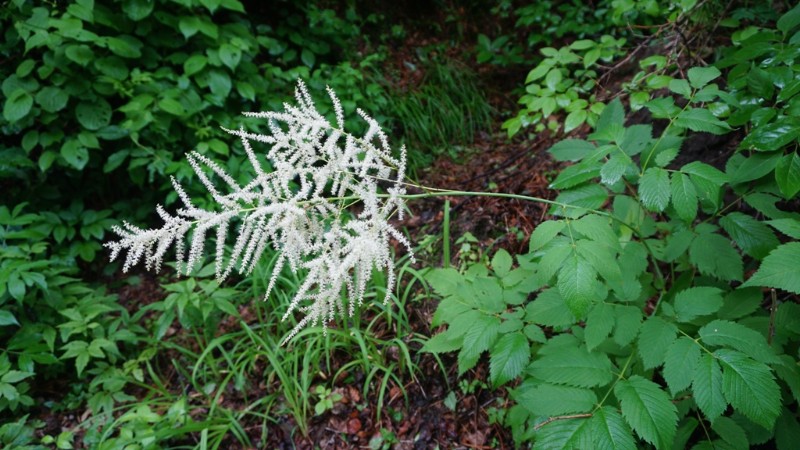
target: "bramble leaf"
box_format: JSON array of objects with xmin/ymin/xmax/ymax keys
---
[
  {"xmin": 592, "ymin": 406, "xmax": 636, "ymax": 450},
  {"xmin": 692, "ymin": 353, "xmax": 726, "ymax": 422},
  {"xmin": 639, "ymin": 168, "xmax": 670, "ymax": 212},
  {"xmin": 716, "ymin": 349, "xmax": 781, "ymax": 430},
  {"xmin": 637, "ymin": 316, "xmax": 677, "ymax": 369},
  {"xmin": 615, "ymin": 375, "xmax": 677, "ymax": 450},
  {"xmin": 670, "ymin": 173, "xmax": 697, "ymax": 222},
  {"xmin": 490, "ymin": 333, "xmax": 530, "ymax": 387},
  {"xmin": 518, "ymin": 383, "xmax": 597, "ymax": 416},
  {"xmin": 663, "ymin": 337, "xmax": 700, "ymax": 396},
  {"xmin": 700, "ymin": 319, "xmax": 778, "ymax": 364},
  {"xmin": 529, "ymin": 345, "xmax": 613, "ymax": 388},
  {"xmin": 557, "ymin": 255, "xmax": 597, "ymax": 318},
  {"xmin": 673, "ymin": 287, "xmax": 724, "ymax": 322},
  {"xmin": 720, "ymin": 212, "xmax": 779, "ymax": 259},
  {"xmin": 689, "ymin": 232, "xmax": 743, "ymax": 281},
  {"xmin": 742, "ymin": 242, "xmax": 800, "ymax": 294}
]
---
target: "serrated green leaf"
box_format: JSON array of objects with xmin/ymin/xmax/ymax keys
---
[
  {"xmin": 536, "ymin": 239, "xmax": 571, "ymax": 284},
  {"xmin": 741, "ymin": 121, "xmax": 800, "ymax": 152},
  {"xmin": 585, "ymin": 303, "xmax": 614, "ymax": 351},
  {"xmin": 421, "ymin": 328, "xmax": 462, "ymax": 353},
  {"xmin": 597, "ymin": 98, "xmax": 625, "ymax": 132},
  {"xmin": 0, "ymin": 311, "xmax": 19, "ymax": 327},
  {"xmin": 669, "ymin": 79, "xmax": 692, "ymax": 98},
  {"xmin": 592, "ymin": 406, "xmax": 636, "ymax": 450},
  {"xmin": 689, "ymin": 233, "xmax": 743, "ymax": 281},
  {"xmin": 699, "ymin": 320, "xmax": 779, "ymax": 364},
  {"xmin": 681, "ymin": 161, "xmax": 729, "ymax": 185},
  {"xmin": 558, "ymin": 255, "xmax": 596, "ymax": 319},
  {"xmin": 675, "ymin": 108, "xmax": 732, "ymax": 134},
  {"xmin": 673, "ymin": 286, "xmax": 723, "ymax": 322},
  {"xmin": 158, "ymin": 98, "xmax": 186, "ymax": 116},
  {"xmin": 489, "ymin": 333, "xmax": 529, "ymax": 387},
  {"xmin": 716, "ymin": 349, "xmax": 781, "ymax": 430},
  {"xmin": 670, "ymin": 173, "xmax": 697, "ymax": 222},
  {"xmin": 767, "ymin": 218, "xmax": 800, "ymax": 239},
  {"xmin": 719, "ymin": 212, "xmax": 779, "ymax": 259},
  {"xmin": 601, "ymin": 154, "xmax": 630, "ymax": 186},
  {"xmin": 639, "ymin": 168, "xmax": 671, "ymax": 212},
  {"xmin": 615, "ymin": 375, "xmax": 678, "ymax": 450},
  {"xmin": 663, "ymin": 336, "xmax": 701, "ymax": 396},
  {"xmin": 519, "ymin": 383, "xmax": 597, "ymax": 416},
  {"xmin": 550, "ymin": 161, "xmax": 602, "ymax": 190},
  {"xmin": 530, "ymin": 220, "xmax": 566, "ymax": 252},
  {"xmin": 718, "ymin": 287, "xmax": 762, "ymax": 321},
  {"xmin": 613, "ymin": 305, "xmax": 642, "ymax": 347},
  {"xmin": 529, "ymin": 345, "xmax": 612, "ymax": 388},
  {"xmin": 572, "ymin": 214, "xmax": 619, "ymax": 249},
  {"xmin": 462, "ymin": 314, "xmax": 501, "ymax": 360},
  {"xmin": 778, "ymin": 4, "xmax": 800, "ymax": 34},
  {"xmin": 775, "ymin": 407, "xmax": 800, "ymax": 450},
  {"xmin": 712, "ymin": 416, "xmax": 749, "ymax": 450},
  {"xmin": 491, "ymin": 248, "xmax": 513, "ymax": 277},
  {"xmin": 620, "ymin": 124, "xmax": 653, "ymax": 156},
  {"xmin": 638, "ymin": 316, "xmax": 677, "ymax": 369},
  {"xmin": 742, "ymin": 242, "xmax": 800, "ymax": 294},
  {"xmin": 775, "ymin": 152, "xmax": 800, "ymax": 199},
  {"xmin": 552, "ymin": 184, "xmax": 609, "ymax": 218},
  {"xmin": 535, "ymin": 417, "xmax": 593, "ymax": 450},
  {"xmin": 564, "ymin": 109, "xmax": 588, "ymax": 133},
  {"xmin": 693, "ymin": 353, "xmax": 726, "ymax": 422},
  {"xmin": 526, "ymin": 289, "xmax": 577, "ymax": 327},
  {"xmin": 1, "ymin": 370, "xmax": 34, "ymax": 383},
  {"xmin": 731, "ymin": 153, "xmax": 781, "ymax": 183},
  {"xmin": 688, "ymin": 66, "xmax": 721, "ymax": 89}
]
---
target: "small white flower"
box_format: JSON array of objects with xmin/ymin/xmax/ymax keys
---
[{"xmin": 105, "ymin": 80, "xmax": 413, "ymax": 343}]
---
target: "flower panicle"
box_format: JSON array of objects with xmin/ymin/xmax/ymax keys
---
[{"xmin": 105, "ymin": 80, "xmax": 413, "ymax": 343}]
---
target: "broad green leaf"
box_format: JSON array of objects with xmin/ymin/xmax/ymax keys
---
[
  {"xmin": 558, "ymin": 255, "xmax": 596, "ymax": 319},
  {"xmin": 681, "ymin": 161, "xmax": 729, "ymax": 185},
  {"xmin": 536, "ymin": 239, "xmax": 572, "ymax": 283},
  {"xmin": 613, "ymin": 305, "xmax": 642, "ymax": 347},
  {"xmin": 637, "ymin": 316, "xmax": 677, "ymax": 369},
  {"xmin": 301, "ymin": 48, "xmax": 315, "ymax": 68},
  {"xmin": 219, "ymin": 43, "xmax": 242, "ymax": 70},
  {"xmin": 0, "ymin": 311, "xmax": 19, "ymax": 327},
  {"xmin": 35, "ymin": 87, "xmax": 68, "ymax": 113},
  {"xmin": 123, "ymin": 0, "xmax": 155, "ymax": 20},
  {"xmin": 421, "ymin": 328, "xmax": 462, "ymax": 353},
  {"xmin": 550, "ymin": 161, "xmax": 602, "ymax": 189},
  {"xmin": 663, "ymin": 228, "xmax": 694, "ymax": 262},
  {"xmin": 688, "ymin": 66, "xmax": 721, "ymax": 89},
  {"xmin": 601, "ymin": 154, "xmax": 630, "ymax": 186},
  {"xmin": 462, "ymin": 314, "xmax": 501, "ymax": 360},
  {"xmin": 689, "ymin": 233, "xmax": 743, "ymax": 281},
  {"xmin": 596, "ymin": 98, "xmax": 624, "ymax": 131},
  {"xmin": 491, "ymin": 248, "xmax": 513, "ymax": 277},
  {"xmin": 158, "ymin": 98, "xmax": 186, "ymax": 116},
  {"xmin": 699, "ymin": 320, "xmax": 779, "ymax": 364},
  {"xmin": 105, "ymin": 35, "xmax": 143, "ymax": 58},
  {"xmin": 775, "ymin": 152, "xmax": 800, "ymax": 199},
  {"xmin": 585, "ymin": 303, "xmax": 614, "ymax": 351},
  {"xmin": 518, "ymin": 383, "xmax": 597, "ymax": 416},
  {"xmin": 552, "ymin": 184, "xmax": 608, "ymax": 217},
  {"xmin": 530, "ymin": 220, "xmax": 565, "ymax": 251},
  {"xmin": 526, "ymin": 289, "xmax": 577, "ymax": 327},
  {"xmin": 767, "ymin": 218, "xmax": 800, "ymax": 239},
  {"xmin": 639, "ymin": 167, "xmax": 671, "ymax": 212},
  {"xmin": 615, "ymin": 375, "xmax": 677, "ymax": 450},
  {"xmin": 670, "ymin": 173, "xmax": 697, "ymax": 222},
  {"xmin": 740, "ymin": 120, "xmax": 800, "ymax": 152},
  {"xmin": 720, "ymin": 212, "xmax": 779, "ymax": 259},
  {"xmin": 183, "ymin": 54, "xmax": 208, "ymax": 76},
  {"xmin": 3, "ymin": 89, "xmax": 33, "ymax": 122},
  {"xmin": 179, "ymin": 16, "xmax": 200, "ymax": 39},
  {"xmin": 534, "ymin": 417, "xmax": 593, "ymax": 450},
  {"xmin": 747, "ymin": 67, "xmax": 774, "ymax": 99},
  {"xmin": 716, "ymin": 349, "xmax": 781, "ymax": 430},
  {"xmin": 663, "ymin": 336, "xmax": 701, "ymax": 396},
  {"xmin": 572, "ymin": 214, "xmax": 619, "ymax": 249},
  {"xmin": 489, "ymin": 333, "xmax": 529, "ymax": 386},
  {"xmin": 775, "ymin": 408, "xmax": 800, "ymax": 450},
  {"xmin": 742, "ymin": 242, "xmax": 800, "ymax": 294},
  {"xmin": 1, "ymin": 370, "xmax": 33, "ymax": 383},
  {"xmin": 592, "ymin": 406, "xmax": 636, "ymax": 450},
  {"xmin": 731, "ymin": 153, "xmax": 781, "ymax": 183},
  {"xmin": 65, "ymin": 44, "xmax": 94, "ymax": 66},
  {"xmin": 620, "ymin": 124, "xmax": 653, "ymax": 156},
  {"xmin": 668, "ymin": 79, "xmax": 692, "ymax": 98},
  {"xmin": 60, "ymin": 139, "xmax": 89, "ymax": 170},
  {"xmin": 564, "ymin": 109, "xmax": 588, "ymax": 133},
  {"xmin": 693, "ymin": 353, "xmax": 726, "ymax": 422},
  {"xmin": 577, "ymin": 240, "xmax": 621, "ymax": 285},
  {"xmin": 718, "ymin": 287, "xmax": 763, "ymax": 321},
  {"xmin": 76, "ymin": 100, "xmax": 112, "ymax": 130},
  {"xmin": 426, "ymin": 268, "xmax": 463, "ymax": 297},
  {"xmin": 207, "ymin": 69, "xmax": 232, "ymax": 98},
  {"xmin": 674, "ymin": 108, "xmax": 731, "ymax": 135},
  {"xmin": 673, "ymin": 287, "xmax": 723, "ymax": 322},
  {"xmin": 712, "ymin": 416, "xmax": 749, "ymax": 450},
  {"xmin": 529, "ymin": 345, "xmax": 612, "ymax": 388},
  {"xmin": 777, "ymin": 4, "xmax": 800, "ymax": 34}
]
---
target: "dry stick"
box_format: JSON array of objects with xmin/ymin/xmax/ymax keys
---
[{"xmin": 533, "ymin": 413, "xmax": 594, "ymax": 431}]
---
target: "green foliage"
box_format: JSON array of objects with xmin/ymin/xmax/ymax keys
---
[{"xmin": 424, "ymin": 6, "xmax": 800, "ymax": 447}]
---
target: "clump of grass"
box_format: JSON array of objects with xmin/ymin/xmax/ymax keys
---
[{"xmin": 389, "ymin": 58, "xmax": 492, "ymax": 172}]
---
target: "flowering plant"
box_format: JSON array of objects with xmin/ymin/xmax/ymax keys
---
[{"xmin": 106, "ymin": 80, "xmax": 413, "ymax": 342}]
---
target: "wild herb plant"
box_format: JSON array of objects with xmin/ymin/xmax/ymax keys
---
[{"xmin": 423, "ymin": 10, "xmax": 800, "ymax": 445}]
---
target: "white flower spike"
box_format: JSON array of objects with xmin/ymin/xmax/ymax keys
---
[{"xmin": 105, "ymin": 80, "xmax": 413, "ymax": 343}]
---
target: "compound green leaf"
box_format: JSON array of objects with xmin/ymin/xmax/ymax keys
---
[
  {"xmin": 712, "ymin": 416, "xmax": 749, "ymax": 450},
  {"xmin": 669, "ymin": 79, "xmax": 692, "ymax": 98},
  {"xmin": 637, "ymin": 316, "xmax": 677, "ymax": 369},
  {"xmin": 75, "ymin": 99, "xmax": 112, "ymax": 130},
  {"xmin": 767, "ymin": 218, "xmax": 800, "ymax": 239},
  {"xmin": 518, "ymin": 383, "xmax": 597, "ymax": 416},
  {"xmin": 675, "ymin": 108, "xmax": 731, "ymax": 135},
  {"xmin": 596, "ymin": 98, "xmax": 625, "ymax": 132},
  {"xmin": 688, "ymin": 66, "xmax": 721, "ymax": 89},
  {"xmin": 670, "ymin": 172, "xmax": 697, "ymax": 222},
  {"xmin": 775, "ymin": 152, "xmax": 800, "ymax": 199},
  {"xmin": 613, "ymin": 305, "xmax": 642, "ymax": 347},
  {"xmin": 689, "ymin": 232, "xmax": 743, "ymax": 281},
  {"xmin": 535, "ymin": 417, "xmax": 593, "ymax": 450},
  {"xmin": 3, "ymin": 89, "xmax": 33, "ymax": 122},
  {"xmin": 681, "ymin": 161, "xmax": 729, "ymax": 185},
  {"xmin": 673, "ymin": 287, "xmax": 724, "ymax": 323},
  {"xmin": 592, "ymin": 406, "xmax": 636, "ymax": 450},
  {"xmin": 462, "ymin": 314, "xmax": 501, "ymax": 360},
  {"xmin": 716, "ymin": 349, "xmax": 781, "ymax": 430},
  {"xmin": 731, "ymin": 153, "xmax": 781, "ymax": 183},
  {"xmin": 552, "ymin": 184, "xmax": 608, "ymax": 217},
  {"xmin": 699, "ymin": 320, "xmax": 779, "ymax": 364},
  {"xmin": 601, "ymin": 154, "xmax": 630, "ymax": 186},
  {"xmin": 526, "ymin": 289, "xmax": 577, "ymax": 328},
  {"xmin": 557, "ymin": 255, "xmax": 596, "ymax": 319},
  {"xmin": 529, "ymin": 345, "xmax": 612, "ymax": 388},
  {"xmin": 719, "ymin": 212, "xmax": 779, "ymax": 259},
  {"xmin": 489, "ymin": 333, "xmax": 529, "ymax": 387},
  {"xmin": 585, "ymin": 303, "xmax": 614, "ymax": 351},
  {"xmin": 530, "ymin": 220, "xmax": 565, "ymax": 252},
  {"xmin": 742, "ymin": 242, "xmax": 800, "ymax": 294},
  {"xmin": 663, "ymin": 336, "xmax": 701, "ymax": 396},
  {"xmin": 615, "ymin": 375, "xmax": 677, "ymax": 450},
  {"xmin": 693, "ymin": 353, "xmax": 726, "ymax": 423},
  {"xmin": 550, "ymin": 161, "xmax": 601, "ymax": 190},
  {"xmin": 639, "ymin": 167, "xmax": 671, "ymax": 212},
  {"xmin": 620, "ymin": 124, "xmax": 653, "ymax": 156}
]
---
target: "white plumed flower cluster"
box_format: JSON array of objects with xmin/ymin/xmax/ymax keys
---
[{"xmin": 105, "ymin": 80, "xmax": 413, "ymax": 342}]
